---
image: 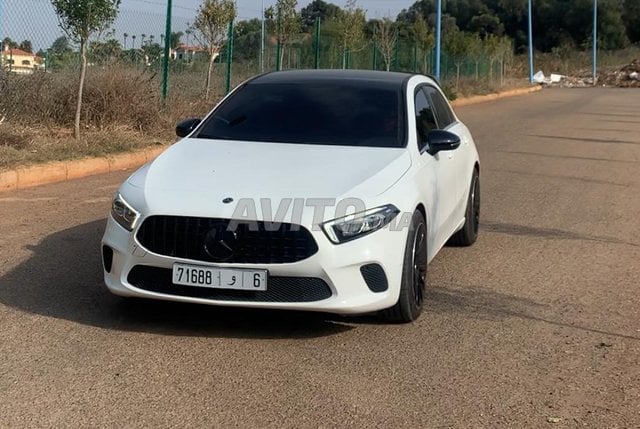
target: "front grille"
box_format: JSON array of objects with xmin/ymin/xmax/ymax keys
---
[
  {"xmin": 360, "ymin": 264, "xmax": 388, "ymax": 293},
  {"xmin": 127, "ymin": 266, "xmax": 333, "ymax": 303},
  {"xmin": 136, "ymin": 216, "xmax": 318, "ymax": 264}
]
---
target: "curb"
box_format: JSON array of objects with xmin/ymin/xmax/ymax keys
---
[
  {"xmin": 0, "ymin": 146, "xmax": 166, "ymax": 192},
  {"xmin": 451, "ymin": 85, "xmax": 541, "ymax": 107},
  {"xmin": 0, "ymin": 85, "xmax": 542, "ymax": 193}
]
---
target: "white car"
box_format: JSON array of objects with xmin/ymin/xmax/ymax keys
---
[{"xmin": 102, "ymin": 70, "xmax": 480, "ymax": 323}]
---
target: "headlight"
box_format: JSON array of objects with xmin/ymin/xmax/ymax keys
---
[
  {"xmin": 322, "ymin": 204, "xmax": 400, "ymax": 244},
  {"xmin": 111, "ymin": 193, "xmax": 140, "ymax": 231}
]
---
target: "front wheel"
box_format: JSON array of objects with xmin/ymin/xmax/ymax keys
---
[
  {"xmin": 449, "ymin": 169, "xmax": 480, "ymax": 247},
  {"xmin": 380, "ymin": 211, "xmax": 427, "ymax": 323}
]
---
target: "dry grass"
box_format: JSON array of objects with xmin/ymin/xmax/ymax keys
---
[
  {"xmin": 0, "ymin": 65, "xmax": 219, "ymax": 171},
  {"xmin": 446, "ymin": 76, "xmax": 531, "ymax": 99},
  {"xmin": 0, "ymin": 125, "xmax": 167, "ymax": 170}
]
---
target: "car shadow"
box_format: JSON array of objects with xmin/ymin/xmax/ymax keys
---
[{"xmin": 0, "ymin": 219, "xmax": 353, "ymax": 339}]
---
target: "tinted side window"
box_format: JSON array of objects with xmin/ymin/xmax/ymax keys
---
[
  {"xmin": 415, "ymin": 88, "xmax": 438, "ymax": 150},
  {"xmin": 425, "ymin": 86, "xmax": 456, "ymax": 128}
]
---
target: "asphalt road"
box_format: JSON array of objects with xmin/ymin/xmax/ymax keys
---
[{"xmin": 1, "ymin": 88, "xmax": 639, "ymax": 428}]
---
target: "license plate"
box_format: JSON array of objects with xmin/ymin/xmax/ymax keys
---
[{"xmin": 172, "ymin": 263, "xmax": 267, "ymax": 291}]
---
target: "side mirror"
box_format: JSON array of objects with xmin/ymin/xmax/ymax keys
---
[
  {"xmin": 426, "ymin": 130, "xmax": 461, "ymax": 155},
  {"xmin": 176, "ymin": 118, "xmax": 201, "ymax": 138}
]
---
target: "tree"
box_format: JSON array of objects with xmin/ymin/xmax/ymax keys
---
[
  {"xmin": 233, "ymin": 18, "xmax": 263, "ymax": 62},
  {"xmin": 623, "ymin": 0, "xmax": 640, "ymax": 42},
  {"xmin": 445, "ymin": 30, "xmax": 472, "ymax": 89},
  {"xmin": 469, "ymin": 14, "xmax": 505, "ymax": 38},
  {"xmin": 412, "ymin": 14, "xmax": 434, "ymax": 74},
  {"xmin": 90, "ymin": 38, "xmax": 122, "ymax": 63},
  {"xmin": 375, "ymin": 18, "xmax": 397, "ymax": 72},
  {"xmin": 131, "ymin": 34, "xmax": 137, "ymax": 49},
  {"xmin": 123, "ymin": 32, "xmax": 129, "ymax": 49},
  {"xmin": 192, "ymin": 0, "xmax": 236, "ymax": 101},
  {"xmin": 597, "ymin": 0, "xmax": 628, "ymax": 50},
  {"xmin": 336, "ymin": 0, "xmax": 365, "ymax": 69},
  {"xmin": 484, "ymin": 34, "xmax": 500, "ymax": 82},
  {"xmin": 51, "ymin": 0, "xmax": 121, "ymax": 140},
  {"xmin": 48, "ymin": 36, "xmax": 75, "ymax": 69},
  {"xmin": 19, "ymin": 40, "xmax": 33, "ymax": 53},
  {"xmin": 496, "ymin": 35, "xmax": 513, "ymax": 86},
  {"xmin": 170, "ymin": 31, "xmax": 184, "ymax": 49},
  {"xmin": 300, "ymin": 0, "xmax": 341, "ymax": 31},
  {"xmin": 467, "ymin": 32, "xmax": 483, "ymax": 79},
  {"xmin": 266, "ymin": 0, "xmax": 300, "ymax": 69},
  {"xmin": 142, "ymin": 42, "xmax": 163, "ymax": 66},
  {"xmin": 1, "ymin": 37, "xmax": 18, "ymax": 49}
]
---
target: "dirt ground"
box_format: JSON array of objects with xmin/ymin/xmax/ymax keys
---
[{"xmin": 0, "ymin": 87, "xmax": 638, "ymax": 427}]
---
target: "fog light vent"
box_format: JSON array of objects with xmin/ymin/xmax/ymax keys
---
[
  {"xmin": 360, "ymin": 264, "xmax": 388, "ymax": 293},
  {"xmin": 102, "ymin": 245, "xmax": 114, "ymax": 273}
]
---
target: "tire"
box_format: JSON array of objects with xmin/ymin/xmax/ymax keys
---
[
  {"xmin": 449, "ymin": 169, "xmax": 480, "ymax": 247},
  {"xmin": 380, "ymin": 211, "xmax": 428, "ymax": 323}
]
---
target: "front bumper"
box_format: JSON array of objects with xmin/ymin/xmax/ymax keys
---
[{"xmin": 101, "ymin": 215, "xmax": 408, "ymax": 315}]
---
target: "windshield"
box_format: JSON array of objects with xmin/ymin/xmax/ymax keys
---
[{"xmin": 195, "ymin": 80, "xmax": 406, "ymax": 148}]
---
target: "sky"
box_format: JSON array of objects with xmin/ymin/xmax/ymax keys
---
[
  {"xmin": 140, "ymin": 0, "xmax": 415, "ymax": 20},
  {"xmin": 1, "ymin": 0, "xmax": 416, "ymax": 51}
]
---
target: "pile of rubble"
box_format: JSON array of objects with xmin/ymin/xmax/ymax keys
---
[
  {"xmin": 533, "ymin": 59, "xmax": 640, "ymax": 88},
  {"xmin": 600, "ymin": 59, "xmax": 640, "ymax": 87}
]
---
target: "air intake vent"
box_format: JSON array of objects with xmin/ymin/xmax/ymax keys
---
[{"xmin": 360, "ymin": 264, "xmax": 388, "ymax": 293}]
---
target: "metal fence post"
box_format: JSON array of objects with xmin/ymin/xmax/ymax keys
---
[
  {"xmin": 275, "ymin": 7, "xmax": 281, "ymax": 71},
  {"xmin": 260, "ymin": 0, "xmax": 265, "ymax": 72},
  {"xmin": 225, "ymin": 20, "xmax": 234, "ymax": 94},
  {"xmin": 593, "ymin": 0, "xmax": 598, "ymax": 86},
  {"xmin": 393, "ymin": 29, "xmax": 399, "ymax": 71},
  {"xmin": 0, "ymin": 0, "xmax": 3, "ymax": 78},
  {"xmin": 161, "ymin": 0, "xmax": 172, "ymax": 102},
  {"xmin": 314, "ymin": 17, "xmax": 321, "ymax": 69},
  {"xmin": 435, "ymin": 0, "xmax": 442, "ymax": 80},
  {"xmin": 372, "ymin": 26, "xmax": 377, "ymax": 70},
  {"xmin": 527, "ymin": 0, "xmax": 534, "ymax": 83}
]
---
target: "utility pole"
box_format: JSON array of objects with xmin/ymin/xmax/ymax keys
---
[
  {"xmin": 528, "ymin": 0, "xmax": 534, "ymax": 83},
  {"xmin": 593, "ymin": 0, "xmax": 598, "ymax": 86},
  {"xmin": 435, "ymin": 0, "xmax": 442, "ymax": 80}
]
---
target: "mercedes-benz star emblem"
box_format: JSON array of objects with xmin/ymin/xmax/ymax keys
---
[{"xmin": 204, "ymin": 226, "xmax": 238, "ymax": 261}]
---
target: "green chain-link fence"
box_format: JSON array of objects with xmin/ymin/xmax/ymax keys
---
[{"xmin": 0, "ymin": 0, "xmax": 522, "ymax": 107}]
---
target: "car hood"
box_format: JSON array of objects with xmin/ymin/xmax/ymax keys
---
[{"xmin": 128, "ymin": 138, "xmax": 411, "ymax": 202}]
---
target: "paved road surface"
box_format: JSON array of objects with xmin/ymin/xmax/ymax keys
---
[{"xmin": 1, "ymin": 88, "xmax": 639, "ymax": 427}]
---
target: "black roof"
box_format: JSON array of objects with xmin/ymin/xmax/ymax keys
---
[{"xmin": 251, "ymin": 69, "xmax": 416, "ymax": 86}]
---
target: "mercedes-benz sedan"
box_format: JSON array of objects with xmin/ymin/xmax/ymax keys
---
[{"xmin": 102, "ymin": 70, "xmax": 480, "ymax": 323}]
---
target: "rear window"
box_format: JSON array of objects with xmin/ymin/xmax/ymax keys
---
[{"xmin": 195, "ymin": 81, "xmax": 406, "ymax": 148}]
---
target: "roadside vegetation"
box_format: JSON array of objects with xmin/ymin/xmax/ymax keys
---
[{"xmin": 0, "ymin": 0, "xmax": 639, "ymax": 170}]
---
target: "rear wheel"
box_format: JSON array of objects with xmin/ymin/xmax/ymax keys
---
[
  {"xmin": 380, "ymin": 211, "xmax": 427, "ymax": 323},
  {"xmin": 449, "ymin": 169, "xmax": 480, "ymax": 247}
]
